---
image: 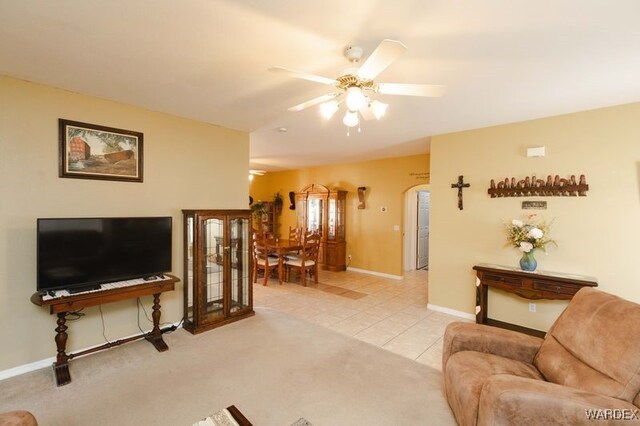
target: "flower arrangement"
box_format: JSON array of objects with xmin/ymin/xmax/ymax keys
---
[{"xmin": 505, "ymin": 215, "xmax": 555, "ymax": 253}]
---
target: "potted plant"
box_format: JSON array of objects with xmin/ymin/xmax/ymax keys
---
[{"xmin": 251, "ymin": 201, "xmax": 266, "ymax": 226}]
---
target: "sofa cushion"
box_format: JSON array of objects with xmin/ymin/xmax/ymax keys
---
[
  {"xmin": 478, "ymin": 375, "xmax": 640, "ymax": 426},
  {"xmin": 534, "ymin": 287, "xmax": 640, "ymax": 402},
  {"xmin": 445, "ymin": 351, "xmax": 544, "ymax": 426}
]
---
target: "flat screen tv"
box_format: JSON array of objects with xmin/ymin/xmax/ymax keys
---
[{"xmin": 37, "ymin": 217, "xmax": 172, "ymax": 293}]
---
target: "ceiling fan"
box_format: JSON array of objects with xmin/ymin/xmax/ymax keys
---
[{"xmin": 269, "ymin": 39, "xmax": 446, "ymax": 131}]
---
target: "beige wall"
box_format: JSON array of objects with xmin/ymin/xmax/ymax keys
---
[
  {"xmin": 250, "ymin": 154, "xmax": 430, "ymax": 276},
  {"xmin": 0, "ymin": 76, "xmax": 249, "ymax": 371},
  {"xmin": 429, "ymin": 102, "xmax": 640, "ymax": 330}
]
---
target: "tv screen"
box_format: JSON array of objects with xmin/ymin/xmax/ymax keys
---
[{"xmin": 37, "ymin": 217, "xmax": 172, "ymax": 292}]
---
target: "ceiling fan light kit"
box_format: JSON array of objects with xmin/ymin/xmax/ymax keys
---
[
  {"xmin": 270, "ymin": 39, "xmax": 445, "ymax": 134},
  {"xmin": 342, "ymin": 110, "xmax": 359, "ymax": 127},
  {"xmin": 345, "ymin": 87, "xmax": 368, "ymax": 111},
  {"xmin": 320, "ymin": 100, "xmax": 340, "ymax": 119},
  {"xmin": 370, "ymin": 100, "xmax": 388, "ymax": 119}
]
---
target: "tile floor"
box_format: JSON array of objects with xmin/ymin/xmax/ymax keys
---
[{"xmin": 253, "ymin": 268, "xmax": 469, "ymax": 371}]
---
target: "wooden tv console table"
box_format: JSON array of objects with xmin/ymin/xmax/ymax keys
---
[
  {"xmin": 30, "ymin": 274, "xmax": 179, "ymax": 386},
  {"xmin": 473, "ymin": 264, "xmax": 597, "ymax": 337}
]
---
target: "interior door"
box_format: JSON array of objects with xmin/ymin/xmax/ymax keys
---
[{"xmin": 416, "ymin": 191, "xmax": 430, "ymax": 269}]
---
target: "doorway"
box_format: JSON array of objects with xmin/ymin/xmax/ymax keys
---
[
  {"xmin": 403, "ymin": 184, "xmax": 430, "ymax": 272},
  {"xmin": 416, "ymin": 191, "xmax": 430, "ymax": 270}
]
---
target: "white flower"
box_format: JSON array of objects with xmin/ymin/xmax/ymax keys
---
[
  {"xmin": 511, "ymin": 219, "xmax": 524, "ymax": 227},
  {"xmin": 519, "ymin": 242, "xmax": 534, "ymax": 252},
  {"xmin": 527, "ymin": 227, "xmax": 544, "ymax": 239}
]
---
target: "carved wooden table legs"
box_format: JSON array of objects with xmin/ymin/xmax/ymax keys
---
[
  {"xmin": 145, "ymin": 293, "xmax": 169, "ymax": 352},
  {"xmin": 50, "ymin": 293, "xmax": 170, "ymax": 386},
  {"xmin": 53, "ymin": 312, "xmax": 71, "ymax": 386}
]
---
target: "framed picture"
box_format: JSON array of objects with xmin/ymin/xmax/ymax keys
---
[{"xmin": 59, "ymin": 119, "xmax": 143, "ymax": 182}]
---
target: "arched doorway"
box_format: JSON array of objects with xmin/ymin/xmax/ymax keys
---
[{"xmin": 403, "ymin": 184, "xmax": 430, "ymax": 272}]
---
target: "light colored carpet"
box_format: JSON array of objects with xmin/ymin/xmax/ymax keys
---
[{"xmin": 0, "ymin": 308, "xmax": 455, "ymax": 426}]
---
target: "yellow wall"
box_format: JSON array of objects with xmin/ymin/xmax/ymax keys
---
[
  {"xmin": 0, "ymin": 76, "xmax": 248, "ymax": 371},
  {"xmin": 250, "ymin": 154, "xmax": 430, "ymax": 276},
  {"xmin": 429, "ymin": 102, "xmax": 640, "ymax": 330}
]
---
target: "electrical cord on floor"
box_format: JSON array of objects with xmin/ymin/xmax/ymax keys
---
[
  {"xmin": 136, "ymin": 297, "xmax": 153, "ymax": 329},
  {"xmin": 136, "ymin": 298, "xmax": 146, "ymax": 334},
  {"xmin": 98, "ymin": 305, "xmax": 111, "ymax": 344},
  {"xmin": 136, "ymin": 297, "xmax": 182, "ymax": 334},
  {"xmin": 163, "ymin": 318, "xmax": 184, "ymax": 335}
]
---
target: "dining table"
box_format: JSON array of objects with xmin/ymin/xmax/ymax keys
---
[{"xmin": 264, "ymin": 238, "xmax": 304, "ymax": 284}]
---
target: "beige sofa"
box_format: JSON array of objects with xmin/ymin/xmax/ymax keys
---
[{"xmin": 442, "ymin": 288, "xmax": 640, "ymax": 425}]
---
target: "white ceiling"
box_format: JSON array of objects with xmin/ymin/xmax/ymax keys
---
[{"xmin": 1, "ymin": 1, "xmax": 640, "ymax": 171}]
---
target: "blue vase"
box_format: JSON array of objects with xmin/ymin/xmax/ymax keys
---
[{"xmin": 519, "ymin": 250, "xmax": 537, "ymax": 271}]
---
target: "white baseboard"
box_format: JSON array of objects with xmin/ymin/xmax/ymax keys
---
[
  {"xmin": 0, "ymin": 357, "xmax": 55, "ymax": 381},
  {"xmin": 427, "ymin": 303, "xmax": 476, "ymax": 321},
  {"xmin": 0, "ymin": 321, "xmax": 182, "ymax": 382},
  {"xmin": 346, "ymin": 267, "xmax": 403, "ymax": 280}
]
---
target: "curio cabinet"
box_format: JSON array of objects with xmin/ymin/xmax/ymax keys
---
[{"xmin": 182, "ymin": 209, "xmax": 253, "ymax": 334}]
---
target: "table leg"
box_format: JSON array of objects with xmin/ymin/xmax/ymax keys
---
[
  {"xmin": 278, "ymin": 252, "xmax": 284, "ymax": 285},
  {"xmin": 145, "ymin": 293, "xmax": 169, "ymax": 352},
  {"xmin": 476, "ymin": 283, "xmax": 488, "ymax": 324},
  {"xmin": 53, "ymin": 312, "xmax": 71, "ymax": 386}
]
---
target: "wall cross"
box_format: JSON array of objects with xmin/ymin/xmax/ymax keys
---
[{"xmin": 451, "ymin": 175, "xmax": 470, "ymax": 210}]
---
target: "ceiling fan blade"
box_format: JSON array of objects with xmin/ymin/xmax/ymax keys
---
[
  {"xmin": 269, "ymin": 66, "xmax": 337, "ymax": 86},
  {"xmin": 288, "ymin": 93, "xmax": 340, "ymax": 112},
  {"xmin": 356, "ymin": 39, "xmax": 407, "ymax": 81},
  {"xmin": 377, "ymin": 83, "xmax": 446, "ymax": 97}
]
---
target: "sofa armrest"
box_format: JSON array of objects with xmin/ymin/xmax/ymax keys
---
[
  {"xmin": 442, "ymin": 322, "xmax": 544, "ymax": 370},
  {"xmin": 478, "ymin": 375, "xmax": 640, "ymax": 425},
  {"xmin": 0, "ymin": 410, "xmax": 38, "ymax": 426}
]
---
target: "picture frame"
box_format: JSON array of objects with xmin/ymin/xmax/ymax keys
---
[{"xmin": 59, "ymin": 119, "xmax": 143, "ymax": 183}]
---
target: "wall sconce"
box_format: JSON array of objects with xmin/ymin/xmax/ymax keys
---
[{"xmin": 357, "ymin": 186, "xmax": 366, "ymax": 209}]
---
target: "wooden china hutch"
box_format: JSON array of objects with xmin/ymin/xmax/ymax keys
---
[
  {"xmin": 295, "ymin": 184, "xmax": 347, "ymax": 271},
  {"xmin": 253, "ymin": 200, "xmax": 278, "ymax": 238}
]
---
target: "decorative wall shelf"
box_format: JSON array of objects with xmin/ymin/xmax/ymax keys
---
[{"xmin": 488, "ymin": 174, "xmax": 588, "ymax": 198}]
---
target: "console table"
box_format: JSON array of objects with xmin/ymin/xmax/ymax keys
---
[
  {"xmin": 30, "ymin": 274, "xmax": 179, "ymax": 386},
  {"xmin": 473, "ymin": 264, "xmax": 597, "ymax": 337}
]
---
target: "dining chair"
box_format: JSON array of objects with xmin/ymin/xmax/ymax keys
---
[
  {"xmin": 285, "ymin": 228, "xmax": 317, "ymax": 262},
  {"xmin": 284, "ymin": 233, "xmax": 320, "ymax": 286},
  {"xmin": 303, "ymin": 228, "xmax": 318, "ymax": 242},
  {"xmin": 253, "ymin": 230, "xmax": 279, "ymax": 262},
  {"xmin": 252, "ymin": 227, "xmax": 275, "ymax": 242},
  {"xmin": 285, "ymin": 226, "xmax": 303, "ymax": 261},
  {"xmin": 252, "ymin": 241, "xmax": 278, "ymax": 286},
  {"xmin": 288, "ymin": 226, "xmax": 302, "ymax": 242}
]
